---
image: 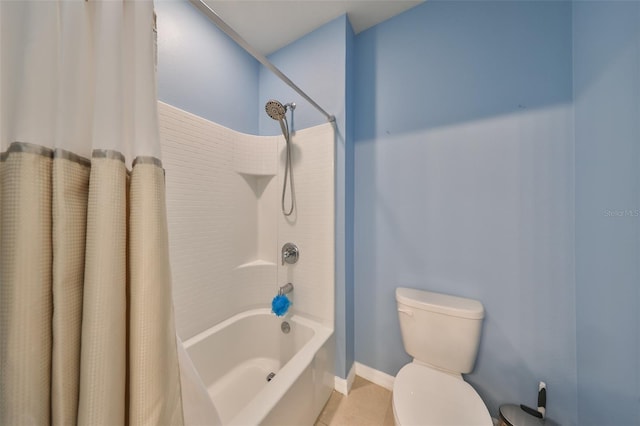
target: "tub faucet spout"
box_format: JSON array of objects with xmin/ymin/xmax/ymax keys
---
[{"xmin": 278, "ymin": 283, "xmax": 294, "ymax": 296}]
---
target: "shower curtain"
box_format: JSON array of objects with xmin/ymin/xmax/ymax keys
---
[{"xmin": 0, "ymin": 1, "xmax": 184, "ymax": 425}]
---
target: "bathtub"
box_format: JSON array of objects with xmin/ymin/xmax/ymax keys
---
[{"xmin": 181, "ymin": 308, "xmax": 334, "ymax": 426}]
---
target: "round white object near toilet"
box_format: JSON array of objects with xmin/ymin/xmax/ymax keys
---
[{"xmin": 392, "ymin": 363, "xmax": 492, "ymax": 426}]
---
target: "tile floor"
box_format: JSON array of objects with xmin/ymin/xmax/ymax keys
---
[{"xmin": 315, "ymin": 376, "xmax": 394, "ymax": 426}]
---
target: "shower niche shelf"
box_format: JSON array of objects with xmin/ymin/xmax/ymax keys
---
[
  {"xmin": 238, "ymin": 172, "xmax": 275, "ymax": 198},
  {"xmin": 233, "ymin": 136, "xmax": 279, "ymax": 274},
  {"xmin": 234, "ymin": 171, "xmax": 278, "ymax": 269},
  {"xmin": 235, "ymin": 259, "xmax": 276, "ymax": 270},
  {"xmin": 232, "ymin": 259, "xmax": 277, "ymax": 285}
]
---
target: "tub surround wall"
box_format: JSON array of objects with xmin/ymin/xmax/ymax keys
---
[
  {"xmin": 277, "ymin": 125, "xmax": 336, "ymax": 326},
  {"xmin": 159, "ymin": 102, "xmax": 335, "ymax": 339},
  {"xmin": 159, "ymin": 102, "xmax": 278, "ymax": 339}
]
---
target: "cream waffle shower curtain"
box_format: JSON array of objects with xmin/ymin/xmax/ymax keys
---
[{"xmin": 0, "ymin": 1, "xmax": 184, "ymax": 425}]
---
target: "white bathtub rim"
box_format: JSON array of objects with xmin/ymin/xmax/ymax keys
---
[
  {"xmin": 183, "ymin": 307, "xmax": 329, "ymax": 348},
  {"xmin": 183, "ymin": 308, "xmax": 333, "ymax": 426}
]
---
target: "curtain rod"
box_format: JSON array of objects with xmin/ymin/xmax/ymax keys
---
[{"xmin": 188, "ymin": 0, "xmax": 336, "ymax": 124}]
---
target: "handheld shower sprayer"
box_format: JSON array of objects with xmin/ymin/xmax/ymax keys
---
[
  {"xmin": 264, "ymin": 100, "xmax": 295, "ymax": 121},
  {"xmin": 265, "ymin": 99, "xmax": 296, "ymax": 216},
  {"xmin": 265, "ymin": 100, "xmax": 287, "ymax": 121}
]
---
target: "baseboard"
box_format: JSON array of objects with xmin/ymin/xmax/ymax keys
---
[
  {"xmin": 334, "ymin": 363, "xmax": 356, "ymax": 395},
  {"xmin": 354, "ymin": 362, "xmax": 395, "ymax": 391}
]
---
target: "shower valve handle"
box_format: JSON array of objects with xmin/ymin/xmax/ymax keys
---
[{"xmin": 281, "ymin": 243, "xmax": 299, "ymax": 265}]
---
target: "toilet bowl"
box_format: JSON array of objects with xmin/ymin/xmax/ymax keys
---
[
  {"xmin": 392, "ymin": 363, "xmax": 492, "ymax": 426},
  {"xmin": 393, "ymin": 288, "xmax": 492, "ymax": 426}
]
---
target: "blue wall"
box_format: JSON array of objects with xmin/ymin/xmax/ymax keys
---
[
  {"xmin": 258, "ymin": 15, "xmax": 356, "ymax": 379},
  {"xmin": 573, "ymin": 2, "xmax": 640, "ymax": 424},
  {"xmin": 354, "ymin": 1, "xmax": 577, "ymax": 424},
  {"xmin": 155, "ymin": 0, "xmax": 259, "ymax": 134}
]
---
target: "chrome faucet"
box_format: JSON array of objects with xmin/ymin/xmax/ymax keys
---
[
  {"xmin": 278, "ymin": 283, "xmax": 294, "ymax": 296},
  {"xmin": 281, "ymin": 243, "xmax": 299, "ymax": 265}
]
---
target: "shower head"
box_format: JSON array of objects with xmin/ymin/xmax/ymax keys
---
[
  {"xmin": 265, "ymin": 100, "xmax": 296, "ymax": 121},
  {"xmin": 266, "ymin": 100, "xmax": 287, "ymax": 121}
]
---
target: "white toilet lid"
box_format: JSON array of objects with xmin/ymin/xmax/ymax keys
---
[{"xmin": 393, "ymin": 363, "xmax": 493, "ymax": 426}]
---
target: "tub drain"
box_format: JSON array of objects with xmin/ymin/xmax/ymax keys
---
[{"xmin": 267, "ymin": 372, "xmax": 276, "ymax": 382}]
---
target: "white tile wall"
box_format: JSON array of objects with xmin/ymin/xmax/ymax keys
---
[
  {"xmin": 277, "ymin": 124, "xmax": 336, "ymax": 327},
  {"xmin": 159, "ymin": 102, "xmax": 334, "ymax": 339}
]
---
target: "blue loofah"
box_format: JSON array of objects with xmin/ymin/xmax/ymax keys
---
[{"xmin": 271, "ymin": 294, "xmax": 291, "ymax": 317}]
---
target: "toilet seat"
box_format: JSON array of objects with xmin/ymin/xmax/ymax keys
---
[{"xmin": 392, "ymin": 363, "xmax": 492, "ymax": 426}]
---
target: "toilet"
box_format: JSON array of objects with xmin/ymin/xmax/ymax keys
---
[{"xmin": 393, "ymin": 287, "xmax": 493, "ymax": 426}]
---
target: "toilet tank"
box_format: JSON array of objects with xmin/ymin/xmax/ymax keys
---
[{"xmin": 396, "ymin": 287, "xmax": 485, "ymax": 374}]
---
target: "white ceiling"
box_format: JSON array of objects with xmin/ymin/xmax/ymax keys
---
[{"xmin": 202, "ymin": 0, "xmax": 424, "ymax": 55}]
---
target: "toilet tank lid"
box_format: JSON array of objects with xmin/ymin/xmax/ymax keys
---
[{"xmin": 396, "ymin": 287, "xmax": 484, "ymax": 319}]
